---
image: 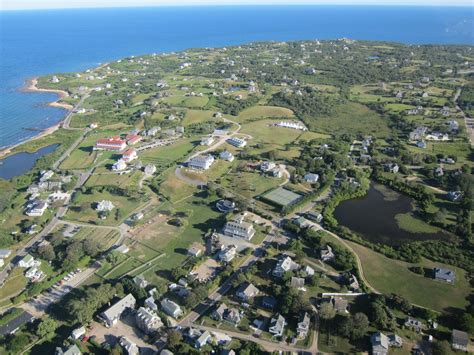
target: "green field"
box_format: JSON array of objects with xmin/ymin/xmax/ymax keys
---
[
  {"xmin": 236, "ymin": 105, "xmax": 294, "ymax": 123},
  {"xmin": 348, "ymin": 241, "xmax": 471, "ymax": 312}
]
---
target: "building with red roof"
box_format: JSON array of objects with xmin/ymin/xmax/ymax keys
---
[
  {"xmin": 95, "ymin": 137, "xmax": 127, "ymax": 151},
  {"xmin": 126, "ymin": 134, "xmax": 142, "ymax": 145},
  {"xmin": 122, "ymin": 149, "xmax": 137, "ymax": 162}
]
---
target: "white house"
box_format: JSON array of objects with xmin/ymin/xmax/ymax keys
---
[
  {"xmin": 144, "ymin": 164, "xmax": 157, "ymax": 175},
  {"xmin": 100, "ymin": 294, "xmax": 136, "ymax": 327},
  {"xmin": 161, "ymin": 298, "xmax": 183, "ymax": 318},
  {"xmin": 226, "ymin": 137, "xmax": 247, "ymax": 148},
  {"xmin": 25, "ymin": 200, "xmax": 48, "ymax": 217},
  {"xmin": 220, "ymin": 151, "xmax": 234, "ymax": 162},
  {"xmin": 112, "ymin": 159, "xmax": 127, "ymax": 171},
  {"xmin": 276, "ymin": 121, "xmax": 307, "ymax": 131},
  {"xmin": 188, "ymin": 155, "xmax": 215, "ymax": 170},
  {"xmin": 200, "ymin": 136, "xmax": 215, "ymax": 146},
  {"xmin": 223, "ymin": 216, "xmax": 255, "ymax": 240},
  {"xmin": 96, "ymin": 200, "xmax": 115, "ymax": 212}
]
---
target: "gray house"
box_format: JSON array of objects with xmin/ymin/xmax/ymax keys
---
[
  {"xmin": 269, "ymin": 314, "xmax": 286, "ymax": 337},
  {"xmin": 100, "ymin": 294, "xmax": 136, "ymax": 327},
  {"xmin": 452, "ymin": 329, "xmax": 469, "ymax": 351},
  {"xmin": 371, "ymin": 332, "xmax": 389, "ymax": 355},
  {"xmin": 434, "ymin": 267, "xmax": 456, "ymax": 283}
]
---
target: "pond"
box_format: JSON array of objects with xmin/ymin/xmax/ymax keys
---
[
  {"xmin": 0, "ymin": 144, "xmax": 59, "ymax": 180},
  {"xmin": 334, "ymin": 182, "xmax": 451, "ymax": 246}
]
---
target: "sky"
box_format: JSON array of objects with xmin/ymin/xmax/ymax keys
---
[{"xmin": 2, "ymin": 0, "xmax": 473, "ymax": 11}]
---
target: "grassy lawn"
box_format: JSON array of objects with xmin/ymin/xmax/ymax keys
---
[
  {"xmin": 65, "ymin": 190, "xmax": 146, "ymax": 226},
  {"xmin": 240, "ymin": 119, "xmax": 306, "ymax": 146},
  {"xmin": 221, "ymin": 171, "xmax": 284, "ymax": 198},
  {"xmin": 85, "ymin": 170, "xmax": 142, "ymax": 188},
  {"xmin": 159, "ymin": 170, "xmax": 198, "ymax": 202},
  {"xmin": 0, "ymin": 268, "xmax": 28, "ymax": 301},
  {"xmin": 72, "ymin": 226, "xmax": 121, "ymax": 250},
  {"xmin": 306, "ymin": 102, "xmax": 392, "ymax": 138},
  {"xmin": 182, "ymin": 109, "xmax": 216, "ymax": 126},
  {"xmin": 236, "ymin": 105, "xmax": 294, "ymax": 123},
  {"xmin": 347, "ymin": 241, "xmax": 471, "ymax": 312},
  {"xmin": 394, "ymin": 212, "xmax": 442, "ymax": 234}
]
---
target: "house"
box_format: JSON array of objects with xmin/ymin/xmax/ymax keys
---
[
  {"xmin": 388, "ymin": 334, "xmax": 403, "ymax": 348},
  {"xmin": 409, "ymin": 126, "xmax": 427, "ymax": 141},
  {"xmin": 294, "ymin": 216, "xmax": 310, "ymax": 228},
  {"xmin": 434, "ymin": 267, "xmax": 456, "ymax": 283},
  {"xmin": 302, "ymin": 265, "xmax": 315, "ymax": 276},
  {"xmin": 25, "ymin": 267, "xmax": 44, "ymax": 281},
  {"xmin": 115, "ymin": 244, "xmax": 130, "ymax": 254},
  {"xmin": 217, "ymin": 245, "xmax": 237, "ymax": 263},
  {"xmin": 144, "ymin": 164, "xmax": 157, "ymax": 175},
  {"xmin": 95, "ymin": 137, "xmax": 127, "ymax": 151},
  {"xmin": 40, "ymin": 170, "xmax": 54, "ymax": 182},
  {"xmin": 260, "ymin": 161, "xmax": 276, "ymax": 172},
  {"xmin": 223, "ymin": 216, "xmax": 255, "ymax": 240},
  {"xmin": 195, "ymin": 330, "xmax": 211, "ymax": 349},
  {"xmin": 212, "ymin": 303, "xmax": 228, "ymax": 321},
  {"xmin": 71, "ymin": 326, "xmax": 86, "ymax": 340},
  {"xmin": 18, "ymin": 254, "xmax": 36, "ymax": 268},
  {"xmin": 0, "ymin": 249, "xmax": 11, "ymax": 259},
  {"xmin": 188, "ymin": 155, "xmax": 215, "ymax": 170},
  {"xmin": 276, "ymin": 121, "xmax": 307, "ymax": 131},
  {"xmin": 297, "ymin": 312, "xmax": 310, "ymax": 339},
  {"xmin": 330, "ymin": 296, "xmax": 349, "ymax": 313},
  {"xmin": 216, "ymin": 199, "xmax": 236, "ymax": 213},
  {"xmin": 122, "ymin": 149, "xmax": 137, "ymax": 162},
  {"xmin": 236, "ymin": 282, "xmax": 259, "ymax": 301},
  {"xmin": 384, "ymin": 163, "xmax": 399, "ymax": 174},
  {"xmin": 133, "ymin": 275, "xmax": 148, "ymax": 288},
  {"xmin": 320, "ymin": 245, "xmax": 335, "ymax": 262},
  {"xmin": 25, "ymin": 200, "xmax": 48, "ymax": 217},
  {"xmin": 291, "ymin": 277, "xmax": 306, "ymax": 290},
  {"xmin": 405, "ymin": 317, "xmax": 423, "ymax": 332},
  {"xmin": 147, "ymin": 127, "xmax": 160, "ymax": 136},
  {"xmin": 269, "ymin": 314, "xmax": 286, "ymax": 337},
  {"xmin": 224, "ymin": 308, "xmax": 242, "ymax": 325},
  {"xmin": 220, "ymin": 151, "xmax": 234, "ymax": 162},
  {"xmin": 96, "ymin": 200, "xmax": 115, "ymax": 212},
  {"xmin": 200, "ymin": 136, "xmax": 215, "ymax": 146},
  {"xmin": 226, "ymin": 137, "xmax": 247, "ymax": 148},
  {"xmin": 262, "ymin": 296, "xmax": 277, "ymax": 310},
  {"xmin": 304, "ymin": 173, "xmax": 319, "ymax": 183},
  {"xmin": 434, "ymin": 166, "xmax": 444, "ymax": 177},
  {"xmin": 135, "ymin": 307, "xmax": 163, "ymax": 334},
  {"xmin": 447, "ymin": 191, "xmax": 462, "ymax": 202},
  {"xmin": 273, "ymin": 256, "xmax": 299, "ymax": 277},
  {"xmin": 452, "ymin": 329, "xmax": 469, "ymax": 351},
  {"xmin": 416, "ymin": 140, "xmax": 427, "ymax": 149},
  {"xmin": 188, "ymin": 244, "xmax": 204, "ymax": 257},
  {"xmin": 0, "ymin": 311, "xmax": 35, "ymax": 336},
  {"xmin": 160, "ymin": 298, "xmax": 183, "ymax": 318},
  {"xmin": 100, "ymin": 294, "xmax": 136, "ymax": 327},
  {"xmin": 270, "ymin": 168, "xmax": 282, "ymax": 178},
  {"xmin": 306, "ymin": 211, "xmax": 323, "ymax": 223},
  {"xmin": 125, "ymin": 134, "xmax": 142, "ymax": 145},
  {"xmin": 145, "ymin": 296, "xmax": 158, "ymax": 311},
  {"xmin": 119, "ymin": 337, "xmax": 139, "ymax": 355},
  {"xmin": 371, "ymin": 332, "xmax": 389, "ymax": 355},
  {"xmin": 112, "ymin": 159, "xmax": 127, "ymax": 171},
  {"xmin": 89, "ymin": 122, "xmax": 98, "ymax": 129},
  {"xmin": 55, "ymin": 344, "xmax": 82, "ymax": 355}
]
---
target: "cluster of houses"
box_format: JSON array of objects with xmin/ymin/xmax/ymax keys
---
[
  {"xmin": 18, "ymin": 254, "xmax": 44, "ymax": 282},
  {"xmin": 260, "ymin": 161, "xmax": 282, "ymax": 178}
]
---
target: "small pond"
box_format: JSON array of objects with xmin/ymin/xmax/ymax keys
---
[
  {"xmin": 334, "ymin": 182, "xmax": 451, "ymax": 246},
  {"xmin": 0, "ymin": 144, "xmax": 59, "ymax": 180}
]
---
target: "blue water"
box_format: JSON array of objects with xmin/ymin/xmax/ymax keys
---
[
  {"xmin": 0, "ymin": 144, "xmax": 59, "ymax": 179},
  {"xmin": 1, "ymin": 6, "xmax": 473, "ymax": 149}
]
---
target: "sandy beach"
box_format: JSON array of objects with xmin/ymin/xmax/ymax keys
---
[{"xmin": 0, "ymin": 78, "xmax": 72, "ymax": 159}]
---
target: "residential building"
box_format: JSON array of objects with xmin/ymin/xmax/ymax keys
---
[
  {"xmin": 135, "ymin": 307, "xmax": 163, "ymax": 334},
  {"xmin": 269, "ymin": 314, "xmax": 286, "ymax": 337},
  {"xmin": 452, "ymin": 329, "xmax": 469, "ymax": 351},
  {"xmin": 212, "ymin": 303, "xmax": 228, "ymax": 321},
  {"xmin": 262, "ymin": 296, "xmax": 277, "ymax": 310},
  {"xmin": 144, "ymin": 164, "xmax": 157, "ymax": 175},
  {"xmin": 320, "ymin": 245, "xmax": 335, "ymax": 262},
  {"xmin": 371, "ymin": 332, "xmax": 389, "ymax": 355},
  {"xmin": 273, "ymin": 256, "xmax": 299, "ymax": 277},
  {"xmin": 236, "ymin": 282, "xmax": 259, "ymax": 301},
  {"xmin": 95, "ymin": 137, "xmax": 127, "ymax": 151},
  {"xmin": 133, "ymin": 275, "xmax": 148, "ymax": 288},
  {"xmin": 188, "ymin": 155, "xmax": 215, "ymax": 170},
  {"xmin": 96, "ymin": 200, "xmax": 115, "ymax": 212},
  {"xmin": 304, "ymin": 173, "xmax": 319, "ymax": 183},
  {"xmin": 200, "ymin": 136, "xmax": 215, "ymax": 146},
  {"xmin": 226, "ymin": 137, "xmax": 247, "ymax": 148},
  {"xmin": 409, "ymin": 126, "xmax": 428, "ymax": 141},
  {"xmin": 297, "ymin": 312, "xmax": 310, "ymax": 339},
  {"xmin": 55, "ymin": 345, "xmax": 82, "ymax": 355},
  {"xmin": 405, "ymin": 317, "xmax": 423, "ymax": 332},
  {"xmin": 18, "ymin": 254, "xmax": 36, "ymax": 268},
  {"xmin": 71, "ymin": 326, "xmax": 86, "ymax": 340},
  {"xmin": 126, "ymin": 134, "xmax": 142, "ymax": 145},
  {"xmin": 188, "ymin": 244, "xmax": 204, "ymax": 257},
  {"xmin": 25, "ymin": 200, "xmax": 48, "ymax": 217},
  {"xmin": 384, "ymin": 163, "xmax": 399, "ymax": 174},
  {"xmin": 112, "ymin": 159, "xmax": 127, "ymax": 171},
  {"xmin": 276, "ymin": 121, "xmax": 307, "ymax": 131},
  {"xmin": 388, "ymin": 334, "xmax": 403, "ymax": 348},
  {"xmin": 224, "ymin": 308, "xmax": 242, "ymax": 325},
  {"xmin": 260, "ymin": 161, "xmax": 276, "ymax": 172},
  {"xmin": 217, "ymin": 245, "xmax": 237, "ymax": 263},
  {"xmin": 216, "ymin": 199, "xmax": 236, "ymax": 213},
  {"xmin": 306, "ymin": 211, "xmax": 323, "ymax": 223},
  {"xmin": 195, "ymin": 330, "xmax": 211, "ymax": 349},
  {"xmin": 119, "ymin": 336, "xmax": 139, "ymax": 355},
  {"xmin": 100, "ymin": 294, "xmax": 136, "ymax": 327},
  {"xmin": 223, "ymin": 216, "xmax": 255, "ymax": 240},
  {"xmin": 434, "ymin": 267, "xmax": 456, "ymax": 283},
  {"xmin": 291, "ymin": 277, "xmax": 306, "ymax": 290},
  {"xmin": 302, "ymin": 265, "xmax": 315, "ymax": 276},
  {"xmin": 145, "ymin": 296, "xmax": 158, "ymax": 311},
  {"xmin": 160, "ymin": 298, "xmax": 183, "ymax": 318},
  {"xmin": 220, "ymin": 151, "xmax": 234, "ymax": 162},
  {"xmin": 330, "ymin": 296, "xmax": 349, "ymax": 313},
  {"xmin": 0, "ymin": 249, "xmax": 11, "ymax": 259},
  {"xmin": 122, "ymin": 149, "xmax": 137, "ymax": 162}
]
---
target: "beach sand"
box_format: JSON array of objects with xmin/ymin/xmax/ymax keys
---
[{"xmin": 0, "ymin": 78, "xmax": 72, "ymax": 159}]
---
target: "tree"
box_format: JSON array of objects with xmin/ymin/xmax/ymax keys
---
[
  {"xmin": 36, "ymin": 316, "xmax": 59, "ymax": 340},
  {"xmin": 351, "ymin": 312, "xmax": 369, "ymax": 339},
  {"xmin": 167, "ymin": 329, "xmax": 183, "ymax": 349},
  {"xmin": 7, "ymin": 334, "xmax": 30, "ymax": 353},
  {"xmin": 319, "ymin": 302, "xmax": 336, "ymax": 321},
  {"xmin": 432, "ymin": 340, "xmax": 453, "ymax": 355},
  {"xmin": 37, "ymin": 244, "xmax": 55, "ymax": 261},
  {"xmin": 459, "ymin": 313, "xmax": 474, "ymax": 333},
  {"xmin": 109, "ymin": 343, "xmax": 124, "ymax": 355}
]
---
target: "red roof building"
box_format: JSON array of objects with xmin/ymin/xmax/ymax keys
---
[
  {"xmin": 95, "ymin": 137, "xmax": 127, "ymax": 151},
  {"xmin": 126, "ymin": 134, "xmax": 142, "ymax": 145},
  {"xmin": 122, "ymin": 148, "xmax": 137, "ymax": 162}
]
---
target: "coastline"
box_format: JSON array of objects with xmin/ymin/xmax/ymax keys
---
[{"xmin": 0, "ymin": 78, "xmax": 72, "ymax": 159}]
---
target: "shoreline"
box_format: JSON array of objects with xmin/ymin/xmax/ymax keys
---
[{"xmin": 0, "ymin": 78, "xmax": 72, "ymax": 159}]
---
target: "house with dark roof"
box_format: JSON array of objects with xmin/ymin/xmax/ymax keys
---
[
  {"xmin": 0, "ymin": 311, "xmax": 35, "ymax": 336},
  {"xmin": 434, "ymin": 267, "xmax": 456, "ymax": 283}
]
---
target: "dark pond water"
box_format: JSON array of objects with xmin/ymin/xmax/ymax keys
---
[
  {"xmin": 334, "ymin": 183, "xmax": 451, "ymax": 246},
  {"xmin": 0, "ymin": 144, "xmax": 59, "ymax": 180}
]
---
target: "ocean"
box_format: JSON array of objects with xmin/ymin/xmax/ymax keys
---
[{"xmin": 0, "ymin": 5, "xmax": 473, "ymax": 149}]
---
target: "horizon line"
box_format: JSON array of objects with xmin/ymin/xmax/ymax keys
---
[{"xmin": 2, "ymin": 3, "xmax": 473, "ymax": 12}]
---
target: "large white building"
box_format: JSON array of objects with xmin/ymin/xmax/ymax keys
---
[
  {"xmin": 188, "ymin": 155, "xmax": 215, "ymax": 170},
  {"xmin": 100, "ymin": 294, "xmax": 136, "ymax": 327},
  {"xmin": 226, "ymin": 137, "xmax": 247, "ymax": 148},
  {"xmin": 223, "ymin": 216, "xmax": 255, "ymax": 240},
  {"xmin": 276, "ymin": 121, "xmax": 307, "ymax": 131},
  {"xmin": 135, "ymin": 307, "xmax": 163, "ymax": 334}
]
